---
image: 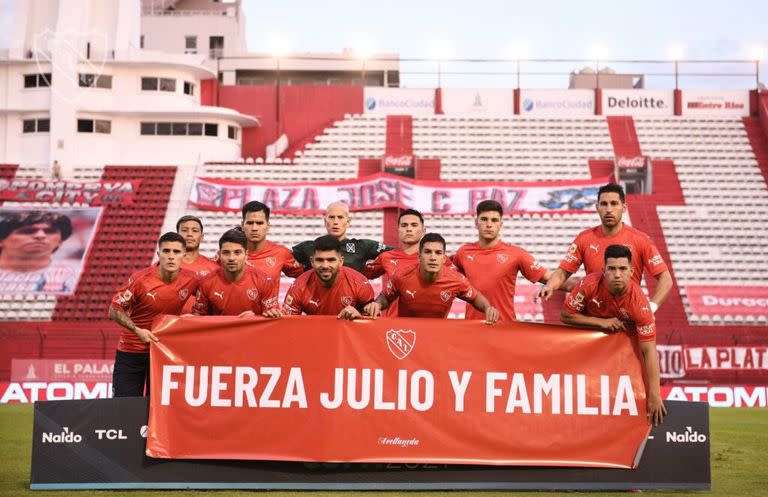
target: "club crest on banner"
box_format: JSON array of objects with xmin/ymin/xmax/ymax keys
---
[{"xmin": 386, "ymin": 329, "xmax": 416, "ymax": 360}]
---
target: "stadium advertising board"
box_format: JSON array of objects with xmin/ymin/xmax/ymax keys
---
[
  {"xmin": 519, "ymin": 90, "xmax": 595, "ymax": 116},
  {"xmin": 0, "ymin": 178, "xmax": 138, "ymax": 205},
  {"xmin": 146, "ymin": 315, "xmax": 651, "ymax": 468},
  {"xmin": 364, "ymin": 88, "xmax": 435, "ymax": 115},
  {"xmin": 685, "ymin": 285, "xmax": 768, "ymax": 317},
  {"xmin": 11, "ymin": 359, "xmax": 113, "ymax": 382},
  {"xmin": 441, "ymin": 88, "xmax": 514, "ymax": 116},
  {"xmin": 681, "ymin": 90, "xmax": 750, "ymax": 116},
  {"xmin": 602, "ymin": 90, "xmax": 674, "ymax": 116},
  {"xmin": 0, "ymin": 207, "xmax": 102, "ymax": 294},
  {"xmin": 190, "ymin": 174, "xmax": 607, "ymax": 215},
  {"xmin": 30, "ymin": 397, "xmax": 710, "ymax": 490}
]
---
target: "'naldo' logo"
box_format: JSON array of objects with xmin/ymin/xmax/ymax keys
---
[
  {"xmin": 522, "ymin": 99, "xmax": 534, "ymax": 112},
  {"xmin": 666, "ymin": 426, "xmax": 707, "ymax": 443},
  {"xmin": 365, "ymin": 97, "xmax": 377, "ymax": 110}
]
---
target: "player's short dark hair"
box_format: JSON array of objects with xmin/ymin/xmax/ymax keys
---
[
  {"xmin": 158, "ymin": 232, "xmax": 186, "ymax": 248},
  {"xmin": 175, "ymin": 215, "xmax": 203, "ymax": 232},
  {"xmin": 398, "ymin": 209, "xmax": 424, "ymax": 225},
  {"xmin": 476, "ymin": 199, "xmax": 504, "ymax": 217},
  {"xmin": 242, "ymin": 201, "xmax": 270, "ymax": 221},
  {"xmin": 597, "ymin": 183, "xmax": 625, "ymax": 203},
  {"xmin": 604, "ymin": 244, "xmax": 632, "ymax": 263},
  {"xmin": 0, "ymin": 210, "xmax": 72, "ymax": 253},
  {"xmin": 219, "ymin": 228, "xmax": 247, "ymax": 250},
  {"xmin": 313, "ymin": 235, "xmax": 341, "ymax": 254},
  {"xmin": 419, "ymin": 232, "xmax": 446, "ymax": 252}
]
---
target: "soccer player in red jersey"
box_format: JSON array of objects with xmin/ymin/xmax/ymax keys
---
[
  {"xmin": 241, "ymin": 201, "xmax": 304, "ymax": 281},
  {"xmin": 108, "ymin": 232, "xmax": 199, "ymax": 397},
  {"xmin": 283, "ymin": 235, "xmax": 375, "ymax": 319},
  {"xmin": 177, "ymin": 215, "xmax": 219, "ymax": 313},
  {"xmin": 177, "ymin": 215, "xmax": 219, "ymax": 277},
  {"xmin": 561, "ymin": 244, "xmax": 666, "ymax": 426},
  {"xmin": 193, "ymin": 229, "xmax": 280, "ymax": 318},
  {"xmin": 364, "ymin": 233, "xmax": 499, "ymax": 323},
  {"xmin": 454, "ymin": 200, "xmax": 565, "ymax": 321},
  {"xmin": 538, "ymin": 183, "xmax": 672, "ymax": 314}
]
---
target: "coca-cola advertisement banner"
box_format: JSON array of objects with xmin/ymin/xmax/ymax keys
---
[
  {"xmin": 0, "ymin": 207, "xmax": 102, "ymax": 295},
  {"xmin": 364, "ymin": 88, "xmax": 435, "ymax": 115},
  {"xmin": 147, "ymin": 315, "xmax": 651, "ymax": 467},
  {"xmin": 189, "ymin": 173, "xmax": 609, "ymax": 215},
  {"xmin": 685, "ymin": 285, "xmax": 768, "ymax": 317},
  {"xmin": 441, "ymin": 89, "xmax": 514, "ymax": 116},
  {"xmin": 382, "ymin": 155, "xmax": 415, "ymax": 178},
  {"xmin": 617, "ymin": 156, "xmax": 647, "ymax": 169},
  {"xmin": 520, "ymin": 90, "xmax": 595, "ymax": 116},
  {"xmin": 0, "ymin": 178, "xmax": 139, "ymax": 206},
  {"xmin": 602, "ymin": 90, "xmax": 674, "ymax": 116},
  {"xmin": 681, "ymin": 90, "xmax": 750, "ymax": 116}
]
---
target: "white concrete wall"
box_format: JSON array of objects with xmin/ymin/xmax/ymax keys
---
[{"xmin": 141, "ymin": 14, "xmax": 242, "ymax": 57}]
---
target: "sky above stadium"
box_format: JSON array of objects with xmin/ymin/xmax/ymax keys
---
[{"xmin": 243, "ymin": 0, "xmax": 768, "ymax": 89}]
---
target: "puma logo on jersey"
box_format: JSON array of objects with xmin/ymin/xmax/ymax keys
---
[
  {"xmin": 466, "ymin": 255, "xmax": 475, "ymax": 261},
  {"xmin": 405, "ymin": 290, "xmax": 416, "ymax": 299},
  {"xmin": 641, "ymin": 306, "xmax": 649, "ymax": 312},
  {"xmin": 214, "ymin": 291, "xmax": 224, "ymax": 300},
  {"xmin": 308, "ymin": 299, "xmax": 320, "ymax": 307},
  {"xmin": 390, "ymin": 260, "xmax": 398, "ymax": 266},
  {"xmin": 146, "ymin": 292, "xmax": 157, "ymax": 301},
  {"xmin": 589, "ymin": 244, "xmax": 599, "ymax": 253},
  {"xmin": 591, "ymin": 299, "xmax": 602, "ymax": 308}
]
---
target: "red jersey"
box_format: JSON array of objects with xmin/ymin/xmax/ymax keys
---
[
  {"xmin": 454, "ymin": 241, "xmax": 546, "ymax": 321},
  {"xmin": 283, "ymin": 266, "xmax": 374, "ymax": 316},
  {"xmin": 559, "ymin": 224, "xmax": 667, "ymax": 284},
  {"xmin": 110, "ymin": 265, "xmax": 199, "ymax": 353},
  {"xmin": 563, "ymin": 272, "xmax": 656, "ymax": 342},
  {"xmin": 384, "ymin": 265, "xmax": 478, "ymax": 318},
  {"xmin": 247, "ymin": 241, "xmax": 305, "ymax": 281},
  {"xmin": 180, "ymin": 254, "xmax": 219, "ymax": 313},
  {"xmin": 192, "ymin": 266, "xmax": 277, "ymax": 316},
  {"xmin": 364, "ymin": 249, "xmax": 454, "ymax": 317}
]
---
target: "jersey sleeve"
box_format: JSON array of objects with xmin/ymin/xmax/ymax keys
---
[
  {"xmin": 640, "ymin": 236, "xmax": 668, "ymax": 277},
  {"xmin": 456, "ymin": 274, "xmax": 478, "ymax": 303},
  {"xmin": 355, "ymin": 277, "xmax": 375, "ymax": 305},
  {"xmin": 559, "ymin": 236, "xmax": 584, "ymax": 275},
  {"xmin": 281, "ymin": 247, "xmax": 306, "ymax": 278},
  {"xmin": 363, "ymin": 253, "xmax": 386, "ymax": 279},
  {"xmin": 292, "ymin": 241, "xmax": 314, "ymax": 270},
  {"xmin": 517, "ymin": 248, "xmax": 547, "ymax": 283},
  {"xmin": 363, "ymin": 239, "xmax": 393, "ymax": 261},
  {"xmin": 563, "ymin": 277, "xmax": 593, "ymax": 314},
  {"xmin": 261, "ymin": 277, "xmax": 279, "ymax": 311},
  {"xmin": 452, "ymin": 249, "xmax": 465, "ymax": 274},
  {"xmin": 110, "ymin": 275, "xmax": 138, "ymax": 314},
  {"xmin": 631, "ymin": 289, "xmax": 657, "ymax": 342},
  {"xmin": 383, "ymin": 275, "xmax": 400, "ymax": 302},
  {"xmin": 282, "ymin": 282, "xmax": 303, "ymax": 315}
]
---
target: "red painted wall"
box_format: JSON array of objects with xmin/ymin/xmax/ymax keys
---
[
  {"xmin": 218, "ymin": 85, "xmax": 364, "ymax": 159},
  {"xmin": 200, "ymin": 79, "xmax": 218, "ymax": 106}
]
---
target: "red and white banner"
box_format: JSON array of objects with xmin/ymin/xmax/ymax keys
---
[
  {"xmin": 189, "ymin": 173, "xmax": 608, "ymax": 215},
  {"xmin": 602, "ymin": 90, "xmax": 674, "ymax": 116},
  {"xmin": 0, "ymin": 178, "xmax": 138, "ymax": 205},
  {"xmin": 657, "ymin": 344, "xmax": 768, "ymax": 379},
  {"xmin": 520, "ymin": 90, "xmax": 595, "ymax": 116},
  {"xmin": 10, "ymin": 359, "xmax": 113, "ymax": 382},
  {"xmin": 364, "ymin": 88, "xmax": 435, "ymax": 115},
  {"xmin": 686, "ymin": 285, "xmax": 768, "ymax": 317},
  {"xmin": 682, "ymin": 90, "xmax": 750, "ymax": 117},
  {"xmin": 147, "ymin": 315, "xmax": 651, "ymax": 467},
  {"xmin": 441, "ymin": 88, "xmax": 514, "ymax": 116}
]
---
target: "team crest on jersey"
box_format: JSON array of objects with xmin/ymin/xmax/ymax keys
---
[
  {"xmin": 285, "ymin": 294, "xmax": 294, "ymax": 306},
  {"xmin": 386, "ymin": 329, "xmax": 416, "ymax": 360},
  {"xmin": 118, "ymin": 289, "xmax": 132, "ymax": 304},
  {"xmin": 247, "ymin": 288, "xmax": 259, "ymax": 301},
  {"xmin": 178, "ymin": 289, "xmax": 189, "ymax": 301},
  {"xmin": 440, "ymin": 290, "xmax": 451, "ymax": 302},
  {"xmin": 346, "ymin": 243, "xmax": 356, "ymax": 253},
  {"xmin": 198, "ymin": 270, "xmax": 210, "ymax": 277},
  {"xmin": 496, "ymin": 253, "xmax": 509, "ymax": 264},
  {"xmin": 265, "ymin": 257, "xmax": 277, "ymax": 267},
  {"xmin": 341, "ymin": 295, "xmax": 353, "ymax": 306}
]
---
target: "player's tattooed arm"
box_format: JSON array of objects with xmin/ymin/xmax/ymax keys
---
[{"xmin": 108, "ymin": 307, "xmax": 158, "ymax": 343}]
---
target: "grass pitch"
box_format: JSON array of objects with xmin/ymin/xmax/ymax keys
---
[{"xmin": 1, "ymin": 403, "xmax": 766, "ymax": 497}]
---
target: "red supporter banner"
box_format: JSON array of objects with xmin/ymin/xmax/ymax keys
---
[
  {"xmin": 685, "ymin": 285, "xmax": 768, "ymax": 317},
  {"xmin": 0, "ymin": 178, "xmax": 139, "ymax": 205},
  {"xmin": 10, "ymin": 359, "xmax": 113, "ymax": 382},
  {"xmin": 189, "ymin": 173, "xmax": 608, "ymax": 215},
  {"xmin": 147, "ymin": 315, "xmax": 651, "ymax": 467}
]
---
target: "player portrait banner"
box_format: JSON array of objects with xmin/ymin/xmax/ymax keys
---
[
  {"xmin": 0, "ymin": 178, "xmax": 139, "ymax": 206},
  {"xmin": 0, "ymin": 207, "xmax": 102, "ymax": 295},
  {"xmin": 189, "ymin": 174, "xmax": 609, "ymax": 215},
  {"xmin": 147, "ymin": 316, "xmax": 651, "ymax": 468}
]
